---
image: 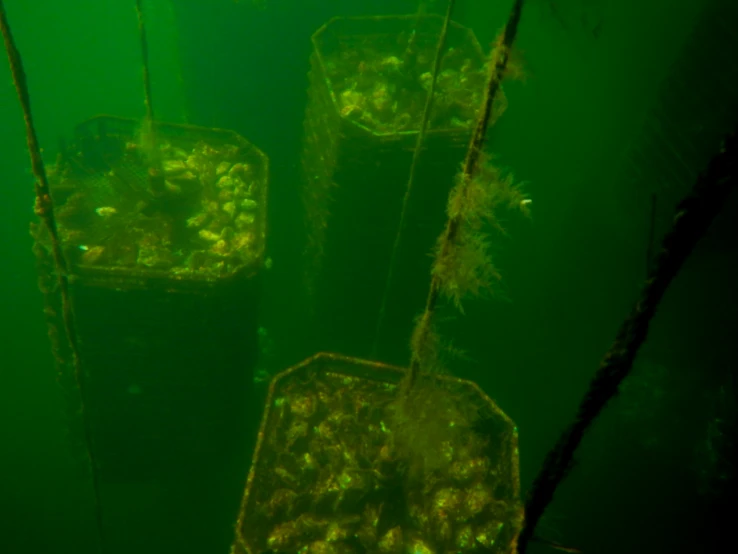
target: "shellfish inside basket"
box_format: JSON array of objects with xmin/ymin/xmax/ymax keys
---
[{"xmin": 232, "ymin": 353, "xmax": 523, "ymax": 554}]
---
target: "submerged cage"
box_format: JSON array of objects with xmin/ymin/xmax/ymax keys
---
[
  {"xmin": 35, "ymin": 115, "xmax": 268, "ymax": 477},
  {"xmin": 48, "ymin": 115, "xmax": 268, "ymax": 287},
  {"xmin": 301, "ymin": 15, "xmax": 499, "ymax": 358},
  {"xmin": 232, "ymin": 353, "xmax": 522, "ymax": 554},
  {"xmin": 33, "ymin": 115, "xmax": 269, "ymax": 547}
]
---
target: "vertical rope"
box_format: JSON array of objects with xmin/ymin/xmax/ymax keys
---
[
  {"xmin": 517, "ymin": 125, "xmax": 738, "ymax": 553},
  {"xmin": 405, "ymin": 0, "xmax": 526, "ymax": 391},
  {"xmin": 371, "ymin": 0, "xmax": 457, "ymax": 358},
  {"xmin": 166, "ymin": 0, "xmax": 191, "ymax": 123},
  {"xmin": 0, "ymin": 2, "xmax": 105, "ymax": 552},
  {"xmin": 134, "ymin": 0, "xmax": 165, "ymax": 196},
  {"xmin": 136, "ymin": 0, "xmax": 155, "ymax": 124},
  {"xmin": 402, "ymin": 0, "xmax": 429, "ymax": 70}
]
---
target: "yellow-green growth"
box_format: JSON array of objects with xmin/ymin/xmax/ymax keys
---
[
  {"xmin": 432, "ymin": 154, "xmax": 529, "ymax": 312},
  {"xmin": 405, "ymin": 2, "xmax": 528, "ymax": 389},
  {"xmin": 409, "ymin": 311, "xmax": 441, "ymax": 373},
  {"xmin": 135, "ymin": 116, "xmax": 159, "ymax": 167},
  {"xmin": 134, "ymin": 116, "xmax": 167, "ymax": 197},
  {"xmin": 409, "ymin": 311, "xmax": 473, "ymax": 375},
  {"xmin": 387, "ymin": 379, "xmax": 486, "ymax": 480}
]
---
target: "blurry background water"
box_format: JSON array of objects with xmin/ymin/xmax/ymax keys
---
[{"xmin": 1, "ymin": 1, "xmax": 736, "ymax": 553}]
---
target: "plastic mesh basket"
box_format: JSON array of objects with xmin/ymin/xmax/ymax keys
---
[
  {"xmin": 48, "ymin": 115, "xmax": 268, "ymax": 291},
  {"xmin": 31, "ymin": 116, "xmax": 266, "ymax": 484},
  {"xmin": 232, "ymin": 353, "xmax": 522, "ymax": 554},
  {"xmin": 300, "ymin": 16, "xmax": 501, "ymax": 357}
]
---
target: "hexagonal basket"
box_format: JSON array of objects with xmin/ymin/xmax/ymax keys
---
[
  {"xmin": 300, "ymin": 15, "xmax": 502, "ymax": 357},
  {"xmin": 47, "ymin": 114, "xmax": 268, "ymax": 292},
  {"xmin": 32, "ymin": 116, "xmax": 267, "ymax": 483},
  {"xmin": 232, "ymin": 353, "xmax": 522, "ymax": 554}
]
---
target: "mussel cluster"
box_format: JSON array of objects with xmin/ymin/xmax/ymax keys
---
[
  {"xmin": 51, "ymin": 138, "xmax": 264, "ymax": 278},
  {"xmin": 240, "ymin": 371, "xmax": 520, "ymax": 554},
  {"xmin": 325, "ymin": 45, "xmax": 491, "ymax": 134}
]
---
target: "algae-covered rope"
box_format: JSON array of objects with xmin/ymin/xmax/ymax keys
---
[
  {"xmin": 405, "ymin": 0, "xmax": 526, "ymax": 390},
  {"xmin": 401, "ymin": 0, "xmax": 430, "ymax": 73},
  {"xmin": 372, "ymin": 0, "xmax": 457, "ymax": 359},
  {"xmin": 135, "ymin": 0, "xmax": 155, "ymax": 124},
  {"xmin": 517, "ymin": 125, "xmax": 738, "ymax": 553},
  {"xmin": 0, "ymin": 2, "xmax": 106, "ymax": 552},
  {"xmin": 134, "ymin": 0, "xmax": 165, "ymax": 196}
]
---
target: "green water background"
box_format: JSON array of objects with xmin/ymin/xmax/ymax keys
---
[{"xmin": 1, "ymin": 0, "xmax": 736, "ymax": 553}]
